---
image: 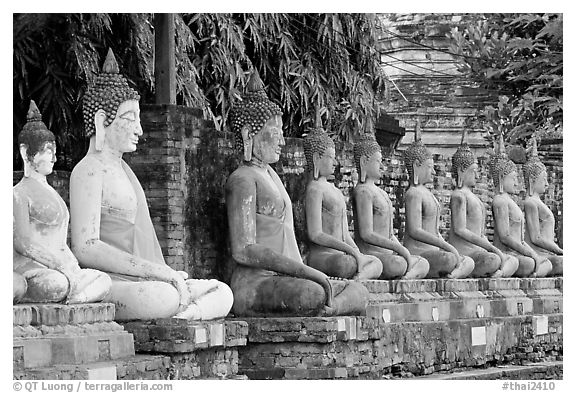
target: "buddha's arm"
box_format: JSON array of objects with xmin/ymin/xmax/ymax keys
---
[
  {"xmin": 492, "ymin": 199, "xmax": 538, "ymax": 259},
  {"xmin": 524, "ymin": 200, "xmax": 562, "ymax": 254},
  {"xmin": 13, "ymin": 191, "xmax": 77, "ymax": 272},
  {"xmin": 355, "ymin": 188, "xmax": 410, "ymax": 259},
  {"xmin": 226, "ymin": 175, "xmax": 331, "ymax": 289},
  {"xmin": 306, "ymin": 185, "xmax": 361, "ymax": 258},
  {"xmin": 69, "ymin": 164, "xmax": 176, "ymax": 283},
  {"xmin": 451, "ymin": 193, "xmax": 501, "ymax": 254},
  {"xmin": 405, "ymin": 190, "xmax": 457, "ymax": 253}
]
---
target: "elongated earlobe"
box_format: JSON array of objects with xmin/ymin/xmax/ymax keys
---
[
  {"xmin": 360, "ymin": 156, "xmax": 367, "ymax": 183},
  {"xmin": 20, "ymin": 145, "xmax": 30, "ymax": 177},
  {"xmin": 413, "ymin": 163, "xmax": 419, "ymax": 185},
  {"xmin": 312, "ymin": 152, "xmax": 320, "ymax": 180},
  {"xmin": 457, "ymin": 169, "xmax": 464, "ymax": 188},
  {"xmin": 241, "ymin": 126, "xmax": 253, "ymax": 162},
  {"xmin": 94, "ymin": 110, "xmax": 107, "ymax": 151}
]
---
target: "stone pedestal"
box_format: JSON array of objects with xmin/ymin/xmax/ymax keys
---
[
  {"xmin": 14, "ymin": 303, "xmax": 134, "ymax": 372},
  {"xmin": 121, "ymin": 319, "xmax": 248, "ymax": 379}
]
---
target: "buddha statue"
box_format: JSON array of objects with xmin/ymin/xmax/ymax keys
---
[
  {"xmin": 448, "ymin": 130, "xmax": 519, "ymax": 278},
  {"xmin": 402, "ymin": 121, "xmax": 474, "ymax": 279},
  {"xmin": 70, "ymin": 49, "xmax": 233, "ymax": 320},
  {"xmin": 13, "ymin": 101, "xmax": 112, "ymax": 304},
  {"xmin": 225, "ymin": 71, "xmax": 369, "ymax": 317},
  {"xmin": 303, "ymin": 128, "xmax": 382, "ymax": 280},
  {"xmin": 352, "ymin": 133, "xmax": 429, "ymax": 279},
  {"xmin": 522, "ymin": 138, "xmax": 562, "ymax": 275},
  {"xmin": 489, "ymin": 134, "xmax": 552, "ymax": 277}
]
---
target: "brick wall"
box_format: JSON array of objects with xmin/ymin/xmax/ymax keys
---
[{"xmin": 13, "ymin": 106, "xmax": 562, "ymax": 280}]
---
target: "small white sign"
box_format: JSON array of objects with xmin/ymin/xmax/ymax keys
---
[
  {"xmin": 533, "ymin": 315, "xmax": 549, "ymax": 335},
  {"xmin": 337, "ymin": 318, "xmax": 346, "ymax": 331},
  {"xmin": 471, "ymin": 326, "xmax": 486, "ymax": 346},
  {"xmin": 432, "ymin": 307, "xmax": 439, "ymax": 321},
  {"xmin": 345, "ymin": 317, "xmax": 357, "ymax": 339},
  {"xmin": 195, "ymin": 327, "xmax": 207, "ymax": 343},
  {"xmin": 476, "ymin": 304, "xmax": 485, "ymax": 318},
  {"xmin": 86, "ymin": 366, "xmax": 117, "ymax": 380},
  {"xmin": 210, "ymin": 323, "xmax": 225, "ymax": 346},
  {"xmin": 382, "ymin": 309, "xmax": 391, "ymax": 323}
]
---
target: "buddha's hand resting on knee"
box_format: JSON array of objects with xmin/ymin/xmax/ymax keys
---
[
  {"xmin": 318, "ymin": 273, "xmax": 334, "ymax": 309},
  {"xmin": 168, "ymin": 270, "xmax": 191, "ymax": 312},
  {"xmin": 58, "ymin": 264, "xmax": 83, "ymax": 299}
]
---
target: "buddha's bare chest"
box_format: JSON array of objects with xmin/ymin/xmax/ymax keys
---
[
  {"xmin": 373, "ymin": 188, "xmax": 393, "ymax": 217},
  {"xmin": 101, "ymin": 167, "xmax": 138, "ymax": 212}
]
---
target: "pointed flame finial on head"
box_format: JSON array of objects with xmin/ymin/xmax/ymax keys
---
[
  {"xmin": 529, "ymin": 136, "xmax": 539, "ymax": 158},
  {"xmin": 460, "ymin": 128, "xmax": 469, "ymax": 146},
  {"xmin": 414, "ymin": 117, "xmax": 422, "ymax": 142},
  {"xmin": 102, "ymin": 48, "xmax": 120, "ymax": 74},
  {"xmin": 246, "ymin": 69, "xmax": 265, "ymax": 93},
  {"xmin": 495, "ymin": 132, "xmax": 505, "ymax": 155},
  {"xmin": 26, "ymin": 100, "xmax": 42, "ymax": 123}
]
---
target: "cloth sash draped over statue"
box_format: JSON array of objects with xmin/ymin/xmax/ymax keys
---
[{"xmin": 92, "ymin": 156, "xmax": 166, "ymax": 280}]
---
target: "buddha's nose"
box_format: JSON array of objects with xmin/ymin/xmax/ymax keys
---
[
  {"xmin": 279, "ymin": 135, "xmax": 286, "ymax": 146},
  {"xmin": 135, "ymin": 123, "xmax": 143, "ymax": 136}
]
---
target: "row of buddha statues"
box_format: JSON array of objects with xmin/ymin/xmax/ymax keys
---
[{"xmin": 13, "ymin": 49, "xmax": 562, "ymax": 322}]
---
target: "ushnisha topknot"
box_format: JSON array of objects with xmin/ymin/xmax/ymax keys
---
[
  {"xmin": 353, "ymin": 132, "xmax": 381, "ymax": 178},
  {"xmin": 19, "ymin": 100, "xmax": 56, "ymax": 162},
  {"xmin": 228, "ymin": 70, "xmax": 283, "ymax": 151},
  {"xmin": 451, "ymin": 129, "xmax": 476, "ymax": 184},
  {"xmin": 489, "ymin": 133, "xmax": 517, "ymax": 192},
  {"xmin": 404, "ymin": 118, "xmax": 432, "ymax": 181},
  {"xmin": 83, "ymin": 48, "xmax": 141, "ymax": 138},
  {"xmin": 523, "ymin": 137, "xmax": 547, "ymax": 194},
  {"xmin": 303, "ymin": 127, "xmax": 335, "ymax": 172}
]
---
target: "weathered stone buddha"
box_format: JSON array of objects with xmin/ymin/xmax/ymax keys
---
[
  {"xmin": 303, "ymin": 128, "xmax": 382, "ymax": 280},
  {"xmin": 522, "ymin": 138, "xmax": 562, "ymax": 275},
  {"xmin": 402, "ymin": 122, "xmax": 474, "ymax": 279},
  {"xmin": 489, "ymin": 134, "xmax": 552, "ymax": 277},
  {"xmin": 225, "ymin": 72, "xmax": 369, "ymax": 317},
  {"xmin": 70, "ymin": 49, "xmax": 233, "ymax": 320},
  {"xmin": 448, "ymin": 130, "xmax": 519, "ymax": 278},
  {"xmin": 14, "ymin": 100, "xmax": 112, "ymax": 304},
  {"xmin": 352, "ymin": 133, "xmax": 429, "ymax": 279}
]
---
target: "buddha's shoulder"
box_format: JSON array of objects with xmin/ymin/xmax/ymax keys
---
[
  {"xmin": 70, "ymin": 155, "xmax": 105, "ymax": 177},
  {"xmin": 226, "ymin": 166, "xmax": 261, "ymax": 188}
]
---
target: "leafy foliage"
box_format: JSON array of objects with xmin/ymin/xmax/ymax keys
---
[
  {"xmin": 13, "ymin": 13, "xmax": 385, "ymax": 170},
  {"xmin": 449, "ymin": 13, "xmax": 562, "ymax": 144}
]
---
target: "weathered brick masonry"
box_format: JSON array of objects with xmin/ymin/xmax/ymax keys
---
[{"xmin": 13, "ymin": 105, "xmax": 562, "ymax": 280}]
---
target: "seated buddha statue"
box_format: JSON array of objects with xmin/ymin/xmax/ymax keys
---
[
  {"xmin": 489, "ymin": 134, "xmax": 552, "ymax": 277},
  {"xmin": 352, "ymin": 133, "xmax": 429, "ymax": 279},
  {"xmin": 303, "ymin": 128, "xmax": 382, "ymax": 280},
  {"xmin": 70, "ymin": 49, "xmax": 233, "ymax": 321},
  {"xmin": 448, "ymin": 130, "xmax": 519, "ymax": 278},
  {"xmin": 13, "ymin": 101, "xmax": 112, "ymax": 304},
  {"xmin": 402, "ymin": 121, "xmax": 474, "ymax": 279},
  {"xmin": 225, "ymin": 71, "xmax": 369, "ymax": 317},
  {"xmin": 522, "ymin": 138, "xmax": 562, "ymax": 275}
]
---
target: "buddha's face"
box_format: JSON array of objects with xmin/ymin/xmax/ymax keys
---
[
  {"xmin": 316, "ymin": 146, "xmax": 337, "ymax": 178},
  {"xmin": 31, "ymin": 141, "xmax": 56, "ymax": 176},
  {"xmin": 414, "ymin": 158, "xmax": 435, "ymax": 184},
  {"xmin": 104, "ymin": 100, "xmax": 143, "ymax": 153},
  {"xmin": 251, "ymin": 115, "xmax": 284, "ymax": 164},
  {"xmin": 502, "ymin": 170, "xmax": 519, "ymax": 194},
  {"xmin": 364, "ymin": 151, "xmax": 383, "ymax": 181},
  {"xmin": 532, "ymin": 171, "xmax": 548, "ymax": 195},
  {"xmin": 460, "ymin": 162, "xmax": 478, "ymax": 188}
]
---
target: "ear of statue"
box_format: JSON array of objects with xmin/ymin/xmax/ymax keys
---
[
  {"xmin": 241, "ymin": 125, "xmax": 253, "ymax": 162},
  {"xmin": 360, "ymin": 155, "xmax": 368, "ymax": 183},
  {"xmin": 94, "ymin": 109, "xmax": 107, "ymax": 151},
  {"xmin": 457, "ymin": 168, "xmax": 464, "ymax": 188},
  {"xmin": 20, "ymin": 144, "xmax": 30, "ymax": 178},
  {"xmin": 527, "ymin": 178, "xmax": 534, "ymax": 196},
  {"xmin": 412, "ymin": 162, "xmax": 419, "ymax": 185},
  {"xmin": 312, "ymin": 151, "xmax": 320, "ymax": 180},
  {"xmin": 498, "ymin": 176, "xmax": 503, "ymax": 194}
]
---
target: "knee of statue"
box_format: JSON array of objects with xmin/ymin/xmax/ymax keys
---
[
  {"xmin": 25, "ymin": 269, "xmax": 69, "ymax": 303},
  {"xmin": 13, "ymin": 272, "xmax": 27, "ymax": 304}
]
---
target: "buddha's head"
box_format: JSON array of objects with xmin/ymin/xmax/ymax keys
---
[
  {"xmin": 451, "ymin": 129, "xmax": 478, "ymax": 189},
  {"xmin": 489, "ymin": 133, "xmax": 518, "ymax": 194},
  {"xmin": 229, "ymin": 71, "xmax": 284, "ymax": 164},
  {"xmin": 404, "ymin": 119, "xmax": 434, "ymax": 185},
  {"xmin": 354, "ymin": 133, "xmax": 383, "ymax": 183},
  {"xmin": 83, "ymin": 49, "xmax": 142, "ymax": 154},
  {"xmin": 18, "ymin": 100, "xmax": 56, "ymax": 177},
  {"xmin": 523, "ymin": 137, "xmax": 548, "ymax": 196},
  {"xmin": 303, "ymin": 127, "xmax": 337, "ymax": 180}
]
